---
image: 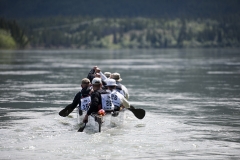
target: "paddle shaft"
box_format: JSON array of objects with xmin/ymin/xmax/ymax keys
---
[{"xmin": 78, "ymin": 123, "xmax": 86, "ymax": 132}]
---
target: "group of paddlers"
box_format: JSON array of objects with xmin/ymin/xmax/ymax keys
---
[{"xmin": 59, "ymin": 66, "xmax": 131, "ymax": 124}]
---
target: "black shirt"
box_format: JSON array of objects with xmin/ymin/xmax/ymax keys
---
[
  {"xmin": 71, "ymin": 87, "xmax": 91, "ymax": 109},
  {"xmin": 87, "ymin": 88, "xmax": 107, "ymax": 115}
]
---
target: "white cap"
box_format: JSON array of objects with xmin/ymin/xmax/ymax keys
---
[
  {"xmin": 92, "ymin": 78, "xmax": 102, "ymax": 85},
  {"xmin": 105, "ymin": 79, "xmax": 117, "ymax": 86}
]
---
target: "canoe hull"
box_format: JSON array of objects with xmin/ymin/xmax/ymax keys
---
[{"xmin": 77, "ymin": 108, "xmax": 126, "ymax": 132}]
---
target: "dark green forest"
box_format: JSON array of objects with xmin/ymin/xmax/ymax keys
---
[
  {"xmin": 19, "ymin": 16, "xmax": 240, "ymax": 49},
  {"xmin": 0, "ymin": 0, "xmax": 240, "ymax": 49}
]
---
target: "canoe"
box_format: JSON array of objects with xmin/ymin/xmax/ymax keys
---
[{"xmin": 77, "ymin": 108, "xmax": 126, "ymax": 132}]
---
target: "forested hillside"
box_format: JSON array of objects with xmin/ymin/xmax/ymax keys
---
[
  {"xmin": 20, "ymin": 16, "xmax": 240, "ymax": 49},
  {"xmin": 0, "ymin": 18, "xmax": 28, "ymax": 49}
]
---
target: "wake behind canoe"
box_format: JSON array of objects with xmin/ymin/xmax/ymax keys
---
[{"xmin": 77, "ymin": 108, "xmax": 126, "ymax": 132}]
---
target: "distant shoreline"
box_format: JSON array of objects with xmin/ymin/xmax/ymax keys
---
[{"xmin": 1, "ymin": 17, "xmax": 240, "ymax": 50}]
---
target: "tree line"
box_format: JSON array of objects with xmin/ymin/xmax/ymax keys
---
[
  {"xmin": 1, "ymin": 16, "xmax": 240, "ymax": 49},
  {"xmin": 20, "ymin": 16, "xmax": 240, "ymax": 49}
]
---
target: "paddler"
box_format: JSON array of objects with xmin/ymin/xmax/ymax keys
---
[
  {"xmin": 59, "ymin": 78, "xmax": 92, "ymax": 117},
  {"xmin": 82, "ymin": 77, "xmax": 115, "ymax": 123},
  {"xmin": 105, "ymin": 78, "xmax": 130, "ymax": 116},
  {"xmin": 87, "ymin": 66, "xmax": 100, "ymax": 82},
  {"xmin": 110, "ymin": 72, "xmax": 129, "ymax": 100}
]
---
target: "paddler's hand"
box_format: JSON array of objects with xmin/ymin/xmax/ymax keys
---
[
  {"xmin": 95, "ymin": 67, "xmax": 101, "ymax": 73},
  {"xmin": 93, "ymin": 66, "xmax": 98, "ymax": 70}
]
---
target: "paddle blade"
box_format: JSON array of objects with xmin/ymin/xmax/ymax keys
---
[
  {"xmin": 59, "ymin": 108, "xmax": 68, "ymax": 117},
  {"xmin": 128, "ymin": 108, "xmax": 145, "ymax": 119},
  {"xmin": 59, "ymin": 104, "xmax": 74, "ymax": 117},
  {"xmin": 78, "ymin": 123, "xmax": 86, "ymax": 132}
]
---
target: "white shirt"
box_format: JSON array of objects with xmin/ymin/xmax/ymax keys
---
[
  {"xmin": 107, "ymin": 89, "xmax": 130, "ymax": 108},
  {"xmin": 120, "ymin": 84, "xmax": 129, "ymax": 100}
]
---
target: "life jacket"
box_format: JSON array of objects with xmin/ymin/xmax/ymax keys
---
[
  {"xmin": 97, "ymin": 89, "xmax": 115, "ymax": 111},
  {"xmin": 78, "ymin": 87, "xmax": 91, "ymax": 111},
  {"xmin": 110, "ymin": 90, "xmax": 122, "ymax": 108}
]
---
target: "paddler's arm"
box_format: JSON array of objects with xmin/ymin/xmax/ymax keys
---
[
  {"xmin": 59, "ymin": 92, "xmax": 81, "ymax": 117},
  {"xmin": 87, "ymin": 66, "xmax": 98, "ymax": 82},
  {"xmin": 71, "ymin": 92, "xmax": 81, "ymax": 108},
  {"xmin": 83, "ymin": 92, "xmax": 100, "ymax": 123},
  {"xmin": 121, "ymin": 96, "xmax": 130, "ymax": 109},
  {"xmin": 100, "ymin": 71, "xmax": 108, "ymax": 81},
  {"xmin": 121, "ymin": 85, "xmax": 129, "ymax": 100}
]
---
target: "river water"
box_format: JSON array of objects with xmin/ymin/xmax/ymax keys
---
[{"xmin": 0, "ymin": 49, "xmax": 240, "ymax": 159}]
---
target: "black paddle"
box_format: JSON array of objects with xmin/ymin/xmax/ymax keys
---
[
  {"xmin": 59, "ymin": 104, "xmax": 74, "ymax": 117},
  {"xmin": 128, "ymin": 105, "xmax": 145, "ymax": 119},
  {"xmin": 78, "ymin": 122, "xmax": 86, "ymax": 132}
]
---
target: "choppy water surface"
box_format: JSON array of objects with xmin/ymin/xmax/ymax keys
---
[{"xmin": 0, "ymin": 49, "xmax": 240, "ymax": 159}]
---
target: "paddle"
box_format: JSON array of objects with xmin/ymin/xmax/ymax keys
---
[
  {"xmin": 59, "ymin": 104, "xmax": 74, "ymax": 117},
  {"xmin": 78, "ymin": 122, "xmax": 86, "ymax": 132},
  {"xmin": 128, "ymin": 105, "xmax": 146, "ymax": 119}
]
